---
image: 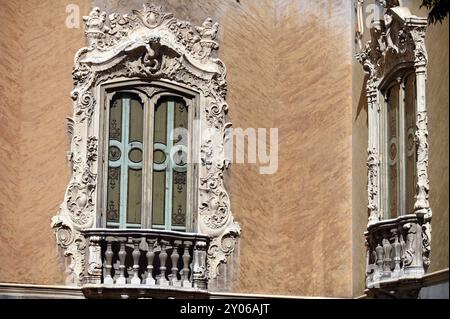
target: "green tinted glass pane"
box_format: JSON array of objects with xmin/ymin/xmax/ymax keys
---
[
  {"xmin": 173, "ymin": 100, "xmax": 188, "ymax": 166},
  {"xmin": 154, "ymin": 101, "xmax": 167, "ymax": 144},
  {"xmin": 404, "ymin": 74, "xmax": 416, "ymax": 214},
  {"xmin": 172, "ymin": 171, "xmax": 187, "ymax": 226},
  {"xmin": 109, "ymin": 98, "xmax": 122, "ymax": 141},
  {"xmin": 152, "ymin": 170, "xmax": 166, "ymax": 225},
  {"xmin": 129, "ymin": 97, "xmax": 143, "ymax": 143},
  {"xmin": 387, "ymin": 84, "xmax": 399, "ymax": 219},
  {"xmin": 174, "ymin": 100, "xmax": 188, "ymax": 137},
  {"xmin": 127, "ymin": 168, "xmax": 142, "ymax": 224},
  {"xmin": 106, "ymin": 167, "xmax": 120, "ymax": 223},
  {"xmin": 129, "ymin": 148, "xmax": 143, "ymax": 163},
  {"xmin": 109, "ymin": 146, "xmax": 121, "ymax": 161},
  {"xmin": 153, "ymin": 149, "xmax": 166, "ymax": 164}
]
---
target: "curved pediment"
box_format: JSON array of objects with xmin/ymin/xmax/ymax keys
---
[
  {"xmin": 356, "ymin": 3, "xmax": 427, "ymax": 87},
  {"xmin": 80, "ymin": 4, "xmax": 222, "ymax": 74}
]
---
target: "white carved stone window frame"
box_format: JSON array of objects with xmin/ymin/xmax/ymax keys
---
[
  {"xmin": 51, "ymin": 4, "xmax": 240, "ymax": 286},
  {"xmin": 356, "ymin": 2, "xmax": 432, "ymax": 293}
]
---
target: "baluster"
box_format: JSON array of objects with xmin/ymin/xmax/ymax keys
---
[
  {"xmin": 169, "ymin": 240, "xmax": 181, "ymax": 286},
  {"xmin": 375, "ymin": 243, "xmax": 384, "ymax": 281},
  {"xmin": 400, "ymin": 231, "xmax": 406, "ymax": 264},
  {"xmin": 145, "ymin": 238, "xmax": 156, "ymax": 285},
  {"xmin": 181, "ymin": 240, "xmax": 192, "ymax": 287},
  {"xmin": 382, "ymin": 237, "xmax": 392, "ymax": 277},
  {"xmin": 104, "ymin": 237, "xmax": 114, "ymax": 284},
  {"xmin": 157, "ymin": 240, "xmax": 169, "ymax": 286},
  {"xmin": 116, "ymin": 238, "xmax": 127, "ymax": 285},
  {"xmin": 192, "ymin": 239, "xmax": 208, "ymax": 289},
  {"xmin": 131, "ymin": 238, "xmax": 141, "ymax": 285},
  {"xmin": 391, "ymin": 229, "xmax": 402, "ymax": 277}
]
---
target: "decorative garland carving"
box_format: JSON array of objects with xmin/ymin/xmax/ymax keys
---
[
  {"xmin": 357, "ymin": 2, "xmax": 432, "ymax": 292},
  {"xmin": 52, "ymin": 4, "xmax": 240, "ymax": 285},
  {"xmin": 367, "ymin": 148, "xmax": 380, "ymax": 224}
]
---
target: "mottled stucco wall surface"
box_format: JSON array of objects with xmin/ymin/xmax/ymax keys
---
[
  {"xmin": 271, "ymin": 0, "xmax": 352, "ymax": 297},
  {"xmin": 0, "ymin": 0, "xmax": 90, "ymax": 285},
  {"xmin": 0, "ymin": 0, "xmax": 22, "ymax": 284},
  {"xmin": 426, "ymin": 18, "xmax": 449, "ymax": 274},
  {"xmin": 351, "ymin": 0, "xmax": 369, "ymax": 297},
  {"xmin": 1, "ymin": 0, "xmax": 357, "ymax": 297}
]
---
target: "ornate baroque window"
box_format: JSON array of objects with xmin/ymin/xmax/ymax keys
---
[
  {"xmin": 356, "ymin": 1, "xmax": 432, "ymax": 297},
  {"xmin": 51, "ymin": 4, "xmax": 240, "ymax": 292}
]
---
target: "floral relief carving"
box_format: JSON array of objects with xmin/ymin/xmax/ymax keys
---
[
  {"xmin": 200, "ymin": 139, "xmax": 213, "ymax": 169},
  {"xmin": 401, "ymin": 223, "xmax": 416, "ymax": 266},
  {"xmin": 367, "ymin": 148, "xmax": 380, "ymax": 224},
  {"xmin": 52, "ymin": 3, "xmax": 239, "ymax": 285}
]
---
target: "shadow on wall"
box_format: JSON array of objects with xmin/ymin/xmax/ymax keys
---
[{"xmin": 355, "ymin": 75, "xmax": 368, "ymax": 124}]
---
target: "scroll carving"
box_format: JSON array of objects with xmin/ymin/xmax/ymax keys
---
[
  {"xmin": 52, "ymin": 4, "xmax": 240, "ymax": 285},
  {"xmin": 367, "ymin": 148, "xmax": 380, "ymax": 224}
]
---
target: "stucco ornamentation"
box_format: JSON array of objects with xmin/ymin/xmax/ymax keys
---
[
  {"xmin": 356, "ymin": 3, "xmax": 432, "ymax": 295},
  {"xmin": 367, "ymin": 148, "xmax": 380, "ymax": 224},
  {"xmin": 52, "ymin": 4, "xmax": 240, "ymax": 285}
]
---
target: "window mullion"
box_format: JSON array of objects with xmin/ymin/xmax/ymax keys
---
[
  {"xmin": 142, "ymin": 95, "xmax": 152, "ymax": 229},
  {"xmin": 165, "ymin": 100, "xmax": 175, "ymax": 231},
  {"xmin": 103, "ymin": 93, "xmax": 112, "ymax": 228},
  {"xmin": 382, "ymin": 95, "xmax": 389, "ymax": 220},
  {"xmin": 398, "ymin": 80, "xmax": 406, "ymax": 216},
  {"xmin": 119, "ymin": 97, "xmax": 130, "ymax": 229}
]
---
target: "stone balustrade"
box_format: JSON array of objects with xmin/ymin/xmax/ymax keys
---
[
  {"xmin": 365, "ymin": 214, "xmax": 427, "ymax": 293},
  {"xmin": 81, "ymin": 229, "xmax": 210, "ymax": 293}
]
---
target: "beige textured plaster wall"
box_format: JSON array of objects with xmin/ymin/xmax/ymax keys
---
[
  {"xmin": 0, "ymin": 0, "xmax": 22, "ymax": 283},
  {"xmin": 272, "ymin": 0, "xmax": 352, "ymax": 297},
  {"xmin": 351, "ymin": 0, "xmax": 449, "ymax": 297},
  {"xmin": 0, "ymin": 0, "xmax": 354, "ymax": 297},
  {"xmin": 425, "ymin": 18, "xmax": 449, "ymax": 274},
  {"xmin": 351, "ymin": 0, "xmax": 369, "ymax": 297},
  {"xmin": 0, "ymin": 0, "xmax": 90, "ymax": 285}
]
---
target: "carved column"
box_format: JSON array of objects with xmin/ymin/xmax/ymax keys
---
[
  {"xmin": 409, "ymin": 21, "xmax": 432, "ymax": 271},
  {"xmin": 367, "ymin": 84, "xmax": 381, "ymax": 226}
]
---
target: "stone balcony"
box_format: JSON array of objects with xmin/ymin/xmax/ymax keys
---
[
  {"xmin": 364, "ymin": 214, "xmax": 429, "ymax": 298},
  {"xmin": 81, "ymin": 229, "xmax": 210, "ymax": 299}
]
